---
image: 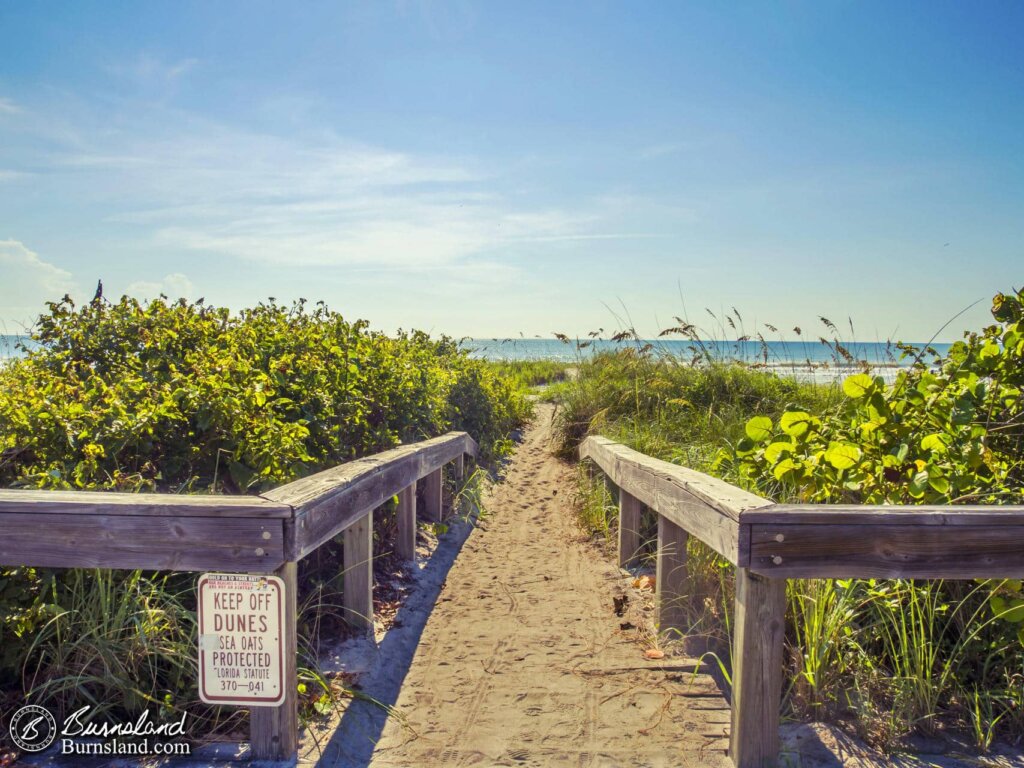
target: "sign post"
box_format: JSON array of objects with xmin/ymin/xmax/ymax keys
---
[{"xmin": 197, "ymin": 573, "xmax": 285, "ymax": 707}]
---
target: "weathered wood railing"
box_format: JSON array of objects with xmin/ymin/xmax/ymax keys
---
[
  {"xmin": 580, "ymin": 435, "xmax": 1024, "ymax": 768},
  {"xmin": 0, "ymin": 430, "xmax": 478, "ymax": 761}
]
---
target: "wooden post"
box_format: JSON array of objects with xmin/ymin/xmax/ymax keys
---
[
  {"xmin": 618, "ymin": 489, "xmax": 643, "ymax": 569},
  {"xmin": 656, "ymin": 513, "xmax": 688, "ymax": 637},
  {"xmin": 395, "ymin": 484, "xmax": 417, "ymax": 561},
  {"xmin": 422, "ymin": 468, "xmax": 443, "ymax": 522},
  {"xmin": 343, "ymin": 510, "xmax": 374, "ymax": 633},
  {"xmin": 454, "ymin": 454, "xmax": 465, "ymax": 482},
  {"xmin": 250, "ymin": 560, "xmax": 298, "ymax": 760},
  {"xmin": 730, "ymin": 568, "xmax": 786, "ymax": 768}
]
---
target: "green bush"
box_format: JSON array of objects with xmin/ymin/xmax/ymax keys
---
[
  {"xmin": 722, "ymin": 289, "xmax": 1024, "ymax": 506},
  {"xmin": 0, "ymin": 296, "xmax": 529, "ymax": 492}
]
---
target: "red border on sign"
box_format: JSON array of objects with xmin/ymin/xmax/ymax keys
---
[{"xmin": 198, "ymin": 573, "xmax": 285, "ymax": 706}]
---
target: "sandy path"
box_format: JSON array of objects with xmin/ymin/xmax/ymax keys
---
[{"xmin": 354, "ymin": 404, "xmax": 732, "ymax": 768}]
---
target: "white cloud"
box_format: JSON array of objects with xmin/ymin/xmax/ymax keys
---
[
  {"xmin": 0, "ymin": 240, "xmax": 78, "ymax": 327},
  {"xmin": 0, "ymin": 93, "xmax": 658, "ymax": 284},
  {"xmin": 125, "ymin": 273, "xmax": 194, "ymax": 300},
  {"xmin": 22, "ymin": 111, "xmax": 638, "ymax": 269},
  {"xmin": 0, "ymin": 97, "xmax": 21, "ymax": 115}
]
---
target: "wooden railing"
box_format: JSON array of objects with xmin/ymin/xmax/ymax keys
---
[
  {"xmin": 580, "ymin": 435, "xmax": 1024, "ymax": 768},
  {"xmin": 0, "ymin": 430, "xmax": 478, "ymax": 760}
]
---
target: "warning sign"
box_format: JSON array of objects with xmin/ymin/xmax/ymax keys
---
[{"xmin": 197, "ymin": 573, "xmax": 284, "ymax": 706}]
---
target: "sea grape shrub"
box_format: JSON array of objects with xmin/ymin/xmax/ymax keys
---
[
  {"xmin": 721, "ymin": 287, "xmax": 1024, "ymax": 649},
  {"xmin": 0, "ymin": 296, "xmax": 528, "ymax": 493},
  {"xmin": 722, "ymin": 288, "xmax": 1024, "ymax": 507}
]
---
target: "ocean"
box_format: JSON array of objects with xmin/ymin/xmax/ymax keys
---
[{"xmin": 2, "ymin": 334, "xmax": 951, "ymax": 382}]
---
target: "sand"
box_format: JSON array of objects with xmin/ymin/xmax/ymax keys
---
[{"xmin": 307, "ymin": 404, "xmax": 732, "ymax": 768}]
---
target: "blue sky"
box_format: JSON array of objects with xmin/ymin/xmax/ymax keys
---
[{"xmin": 0, "ymin": 1, "xmax": 1021, "ymax": 341}]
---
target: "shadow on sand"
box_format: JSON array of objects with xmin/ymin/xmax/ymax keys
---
[{"xmin": 306, "ymin": 512, "xmax": 478, "ymax": 768}]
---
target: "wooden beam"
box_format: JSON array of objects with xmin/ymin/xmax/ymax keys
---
[
  {"xmin": 0, "ymin": 489, "xmax": 291, "ymax": 518},
  {"xmin": 748, "ymin": 523, "xmax": 1024, "ymax": 579},
  {"xmin": 730, "ymin": 568, "xmax": 786, "ymax": 768},
  {"xmin": 618, "ymin": 490, "xmax": 643, "ymax": 568},
  {"xmin": 395, "ymin": 484, "xmax": 417, "ymax": 561},
  {"xmin": 454, "ymin": 454, "xmax": 465, "ymax": 482},
  {"xmin": 250, "ymin": 560, "xmax": 298, "ymax": 761},
  {"xmin": 741, "ymin": 503, "xmax": 1024, "ymax": 527},
  {"xmin": 421, "ymin": 468, "xmax": 443, "ymax": 522},
  {"xmin": 343, "ymin": 511, "xmax": 374, "ymax": 633},
  {"xmin": 265, "ymin": 432, "xmax": 474, "ymax": 559},
  {"xmin": 0, "ymin": 512, "xmax": 285, "ymax": 572},
  {"xmin": 656, "ymin": 514, "xmax": 688, "ymax": 638},
  {"xmin": 264, "ymin": 432, "xmax": 474, "ymax": 510},
  {"xmin": 288, "ymin": 458, "xmax": 416, "ymax": 559},
  {"xmin": 580, "ymin": 436, "xmax": 770, "ymax": 564}
]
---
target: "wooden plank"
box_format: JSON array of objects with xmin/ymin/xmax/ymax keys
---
[
  {"xmin": 250, "ymin": 560, "xmax": 298, "ymax": 761},
  {"xmin": 656, "ymin": 514, "xmax": 688, "ymax": 638},
  {"xmin": 580, "ymin": 436, "xmax": 769, "ymax": 563},
  {"xmin": 618, "ymin": 490, "xmax": 643, "ymax": 568},
  {"xmin": 0, "ymin": 489, "xmax": 291, "ymax": 518},
  {"xmin": 343, "ymin": 511, "xmax": 374, "ymax": 633},
  {"xmin": 581, "ymin": 436, "xmax": 770, "ymax": 519},
  {"xmin": 748, "ymin": 523, "xmax": 1024, "ymax": 579},
  {"xmin": 265, "ymin": 433, "xmax": 473, "ymax": 558},
  {"xmin": 730, "ymin": 568, "xmax": 785, "ymax": 768},
  {"xmin": 395, "ymin": 484, "xmax": 417, "ymax": 561},
  {"xmin": 264, "ymin": 432, "xmax": 473, "ymax": 509},
  {"xmin": 289, "ymin": 457, "xmax": 418, "ymax": 560},
  {"xmin": 0, "ymin": 512, "xmax": 284, "ymax": 572},
  {"xmin": 454, "ymin": 454, "xmax": 465, "ymax": 482},
  {"xmin": 742, "ymin": 503, "xmax": 1024, "ymax": 527},
  {"xmin": 421, "ymin": 468, "xmax": 443, "ymax": 522}
]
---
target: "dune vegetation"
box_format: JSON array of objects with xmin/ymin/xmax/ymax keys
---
[
  {"xmin": 554, "ymin": 288, "xmax": 1024, "ymax": 752},
  {"xmin": 0, "ymin": 295, "xmax": 531, "ymax": 741}
]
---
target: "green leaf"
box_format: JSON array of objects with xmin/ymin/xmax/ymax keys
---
[
  {"xmin": 928, "ymin": 474, "xmax": 950, "ymax": 494},
  {"xmin": 824, "ymin": 442, "xmax": 861, "ymax": 470},
  {"xmin": 920, "ymin": 433, "xmax": 948, "ymax": 453},
  {"xmin": 991, "ymin": 595, "xmax": 1024, "ymax": 623},
  {"xmin": 744, "ymin": 416, "xmax": 773, "ymax": 442},
  {"xmin": 842, "ymin": 373, "xmax": 874, "ymax": 399},
  {"xmin": 736, "ymin": 437, "xmax": 755, "ymax": 454},
  {"xmin": 764, "ymin": 441, "xmax": 793, "ymax": 463},
  {"xmin": 772, "ymin": 458, "xmax": 799, "ymax": 482},
  {"xmin": 909, "ymin": 470, "xmax": 930, "ymax": 498},
  {"xmin": 779, "ymin": 411, "xmax": 813, "ymax": 438}
]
